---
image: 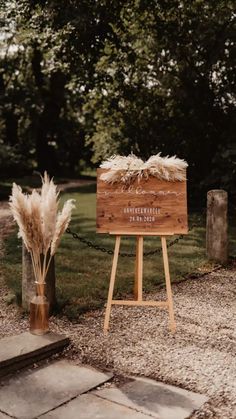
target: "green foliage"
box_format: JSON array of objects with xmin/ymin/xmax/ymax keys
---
[
  {"xmin": 0, "ymin": 1, "xmax": 235, "ymax": 197},
  {"xmin": 0, "ymin": 141, "xmax": 29, "ymax": 175},
  {"xmin": 0, "ymin": 0, "xmax": 119, "ymax": 175},
  {"xmin": 85, "ymin": 0, "xmax": 236, "ymax": 195}
]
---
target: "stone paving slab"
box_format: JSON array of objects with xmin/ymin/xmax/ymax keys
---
[
  {"xmin": 94, "ymin": 376, "xmax": 208, "ymax": 419},
  {"xmin": 40, "ymin": 393, "xmax": 150, "ymax": 419},
  {"xmin": 0, "ymin": 332, "xmax": 69, "ymax": 377},
  {"xmin": 0, "ymin": 360, "xmax": 113, "ymax": 419},
  {"xmin": 0, "ymin": 412, "xmax": 10, "ymax": 419}
]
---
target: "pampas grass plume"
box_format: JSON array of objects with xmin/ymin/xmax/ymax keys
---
[
  {"xmin": 9, "ymin": 173, "xmax": 75, "ymax": 283},
  {"xmin": 100, "ymin": 153, "xmax": 188, "ymax": 183},
  {"xmin": 41, "ymin": 172, "xmax": 59, "ymax": 252},
  {"xmin": 9, "ymin": 183, "xmax": 32, "ymax": 252},
  {"xmin": 51, "ymin": 199, "xmax": 75, "ymax": 256}
]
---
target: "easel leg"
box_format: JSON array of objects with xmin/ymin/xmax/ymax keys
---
[
  {"xmin": 134, "ymin": 236, "xmax": 143, "ymax": 301},
  {"xmin": 104, "ymin": 236, "xmax": 121, "ymax": 333},
  {"xmin": 137, "ymin": 236, "xmax": 143, "ymax": 302},
  {"xmin": 161, "ymin": 236, "xmax": 176, "ymax": 333}
]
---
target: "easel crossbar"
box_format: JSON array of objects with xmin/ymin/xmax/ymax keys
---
[{"xmin": 111, "ymin": 300, "xmax": 168, "ymax": 308}]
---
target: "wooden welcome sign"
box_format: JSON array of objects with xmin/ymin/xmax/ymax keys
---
[
  {"xmin": 96, "ymin": 168, "xmax": 188, "ymax": 234},
  {"xmin": 97, "ymin": 157, "xmax": 188, "ymax": 334}
]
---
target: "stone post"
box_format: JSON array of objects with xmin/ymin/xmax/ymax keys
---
[
  {"xmin": 22, "ymin": 244, "xmax": 35, "ymax": 310},
  {"xmin": 206, "ymin": 190, "xmax": 228, "ymax": 264}
]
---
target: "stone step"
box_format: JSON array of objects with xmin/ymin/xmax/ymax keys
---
[
  {"xmin": 0, "ymin": 332, "xmax": 69, "ymax": 377},
  {"xmin": 93, "ymin": 376, "xmax": 208, "ymax": 419},
  {"xmin": 0, "ymin": 360, "xmax": 113, "ymax": 419}
]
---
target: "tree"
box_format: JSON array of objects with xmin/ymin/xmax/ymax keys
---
[
  {"xmin": 0, "ymin": 0, "xmax": 122, "ymax": 175},
  {"xmin": 1, "ymin": 1, "xmax": 235, "ymax": 198},
  {"xmin": 85, "ymin": 0, "xmax": 236, "ymax": 197}
]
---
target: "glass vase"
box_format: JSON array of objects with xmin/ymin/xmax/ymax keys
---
[{"xmin": 30, "ymin": 282, "xmax": 49, "ymax": 335}]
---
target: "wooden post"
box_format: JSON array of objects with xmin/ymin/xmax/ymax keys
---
[
  {"xmin": 22, "ymin": 244, "xmax": 56, "ymax": 313},
  {"xmin": 206, "ymin": 190, "xmax": 228, "ymax": 264}
]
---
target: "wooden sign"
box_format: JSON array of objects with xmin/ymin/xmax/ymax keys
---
[{"xmin": 96, "ymin": 169, "xmax": 188, "ymax": 234}]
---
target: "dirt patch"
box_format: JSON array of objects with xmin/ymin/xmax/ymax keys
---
[{"xmin": 57, "ymin": 179, "xmax": 95, "ymax": 192}]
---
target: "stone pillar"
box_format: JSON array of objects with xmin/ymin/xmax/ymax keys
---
[
  {"xmin": 22, "ymin": 244, "xmax": 35, "ymax": 311},
  {"xmin": 206, "ymin": 190, "xmax": 228, "ymax": 264},
  {"xmin": 45, "ymin": 255, "xmax": 56, "ymax": 314}
]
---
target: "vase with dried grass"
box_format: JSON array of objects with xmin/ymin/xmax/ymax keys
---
[{"xmin": 9, "ymin": 173, "xmax": 75, "ymax": 335}]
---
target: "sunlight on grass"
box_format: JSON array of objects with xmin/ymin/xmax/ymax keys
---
[{"xmin": 2, "ymin": 183, "xmax": 236, "ymax": 319}]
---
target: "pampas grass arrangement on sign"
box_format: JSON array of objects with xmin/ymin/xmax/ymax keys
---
[
  {"xmin": 100, "ymin": 153, "xmax": 188, "ymax": 184},
  {"xmin": 9, "ymin": 173, "xmax": 75, "ymax": 285}
]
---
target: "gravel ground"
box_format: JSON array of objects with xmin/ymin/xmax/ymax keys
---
[
  {"xmin": 51, "ymin": 269, "xmax": 235, "ymax": 419},
  {"xmin": 0, "ymin": 202, "xmax": 235, "ymax": 418}
]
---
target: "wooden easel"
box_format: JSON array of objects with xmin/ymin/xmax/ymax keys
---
[{"xmin": 104, "ymin": 232, "xmax": 176, "ymax": 333}]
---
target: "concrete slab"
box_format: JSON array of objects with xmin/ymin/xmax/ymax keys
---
[
  {"xmin": 94, "ymin": 376, "xmax": 208, "ymax": 419},
  {"xmin": 0, "ymin": 360, "xmax": 113, "ymax": 419},
  {"xmin": 40, "ymin": 393, "xmax": 150, "ymax": 419},
  {"xmin": 0, "ymin": 332, "xmax": 69, "ymax": 377}
]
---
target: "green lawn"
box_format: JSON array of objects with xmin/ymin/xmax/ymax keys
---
[{"xmin": 2, "ymin": 183, "xmax": 236, "ymax": 319}]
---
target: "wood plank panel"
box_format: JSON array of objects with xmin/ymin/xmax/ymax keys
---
[{"xmin": 97, "ymin": 169, "xmax": 188, "ymax": 234}]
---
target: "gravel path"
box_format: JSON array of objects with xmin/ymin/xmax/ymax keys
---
[
  {"xmin": 0, "ymin": 199, "xmax": 235, "ymax": 418},
  {"xmin": 50, "ymin": 269, "xmax": 236, "ymax": 419}
]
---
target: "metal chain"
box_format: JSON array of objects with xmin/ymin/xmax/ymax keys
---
[{"xmin": 66, "ymin": 223, "xmax": 198, "ymax": 258}]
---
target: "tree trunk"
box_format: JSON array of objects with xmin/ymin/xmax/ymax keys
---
[
  {"xmin": 0, "ymin": 73, "xmax": 19, "ymax": 148},
  {"xmin": 22, "ymin": 244, "xmax": 56, "ymax": 313},
  {"xmin": 31, "ymin": 47, "xmax": 66, "ymax": 174},
  {"xmin": 206, "ymin": 190, "xmax": 228, "ymax": 264},
  {"xmin": 4, "ymin": 109, "xmax": 19, "ymax": 146}
]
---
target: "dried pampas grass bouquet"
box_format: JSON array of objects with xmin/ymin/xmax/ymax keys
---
[
  {"xmin": 9, "ymin": 173, "xmax": 75, "ymax": 285},
  {"xmin": 100, "ymin": 153, "xmax": 188, "ymax": 184}
]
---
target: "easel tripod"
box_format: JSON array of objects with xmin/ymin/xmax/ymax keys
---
[{"xmin": 104, "ymin": 232, "xmax": 176, "ymax": 333}]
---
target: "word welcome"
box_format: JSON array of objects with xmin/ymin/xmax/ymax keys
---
[{"xmin": 99, "ymin": 186, "xmax": 183, "ymax": 196}]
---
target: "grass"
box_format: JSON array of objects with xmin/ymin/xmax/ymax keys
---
[{"xmin": 2, "ymin": 182, "xmax": 236, "ymax": 319}]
